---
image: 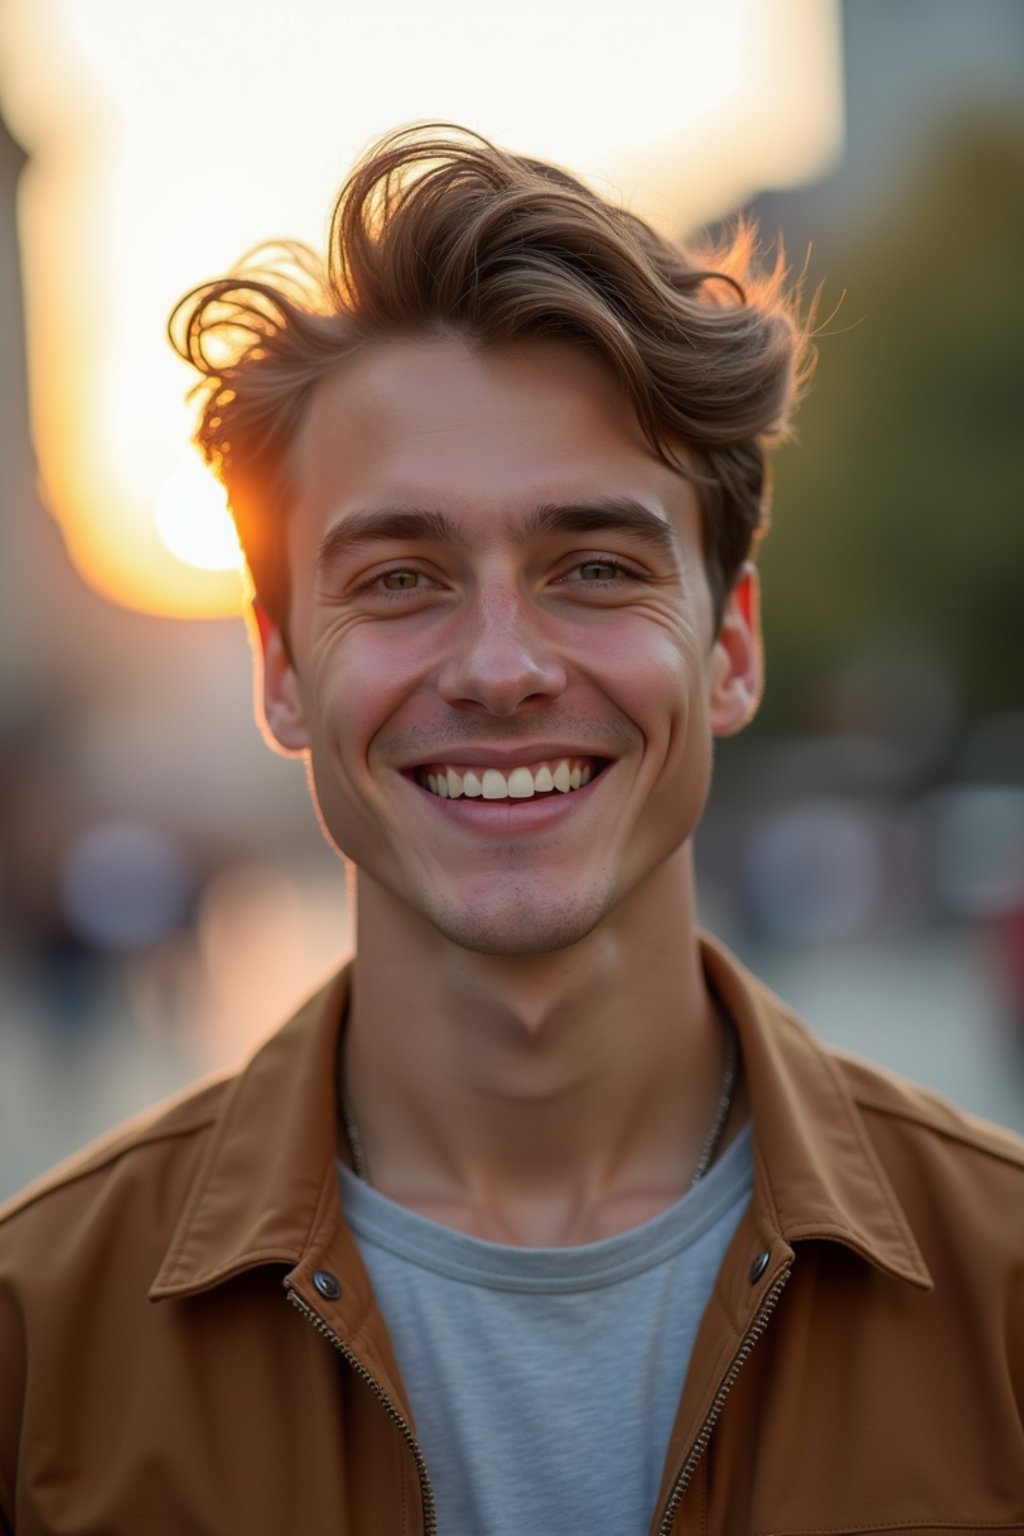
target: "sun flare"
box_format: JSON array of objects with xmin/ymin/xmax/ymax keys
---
[{"xmin": 154, "ymin": 462, "xmax": 242, "ymax": 574}]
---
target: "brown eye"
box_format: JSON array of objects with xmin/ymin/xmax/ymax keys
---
[{"xmin": 381, "ymin": 570, "xmax": 420, "ymax": 590}]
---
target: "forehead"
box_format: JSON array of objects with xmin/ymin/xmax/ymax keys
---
[{"xmin": 288, "ymin": 336, "xmax": 699, "ymax": 547}]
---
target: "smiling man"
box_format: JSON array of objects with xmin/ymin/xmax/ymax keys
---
[
  {"xmin": 2, "ymin": 127, "xmax": 1023, "ymax": 1536},
  {"xmin": 267, "ymin": 337, "xmax": 753, "ymax": 969}
]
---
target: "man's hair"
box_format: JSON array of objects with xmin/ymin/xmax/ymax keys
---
[{"xmin": 171, "ymin": 124, "xmax": 811, "ymax": 631}]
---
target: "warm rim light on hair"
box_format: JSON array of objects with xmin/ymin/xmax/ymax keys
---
[{"xmin": 173, "ymin": 124, "xmax": 813, "ymax": 635}]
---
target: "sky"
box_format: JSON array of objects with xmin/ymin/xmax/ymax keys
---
[{"xmin": 0, "ymin": 0, "xmax": 841, "ymax": 617}]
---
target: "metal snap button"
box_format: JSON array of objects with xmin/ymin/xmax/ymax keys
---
[
  {"xmin": 313, "ymin": 1269, "xmax": 342, "ymax": 1300},
  {"xmin": 748, "ymin": 1250, "xmax": 770, "ymax": 1284}
]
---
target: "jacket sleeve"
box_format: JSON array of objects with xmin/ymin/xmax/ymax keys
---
[
  {"xmin": 0, "ymin": 1255, "xmax": 27, "ymax": 1531},
  {"xmin": 1010, "ymin": 1254, "xmax": 1024, "ymax": 1421}
]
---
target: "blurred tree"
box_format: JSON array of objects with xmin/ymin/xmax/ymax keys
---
[{"xmin": 756, "ymin": 118, "xmax": 1024, "ymax": 739}]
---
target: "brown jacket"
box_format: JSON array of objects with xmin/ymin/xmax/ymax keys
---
[{"xmin": 2, "ymin": 937, "xmax": 1023, "ymax": 1534}]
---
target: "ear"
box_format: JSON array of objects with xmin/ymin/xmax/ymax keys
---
[
  {"xmin": 708, "ymin": 564, "xmax": 763, "ymax": 738},
  {"xmin": 251, "ymin": 602, "xmax": 309, "ymax": 755}
]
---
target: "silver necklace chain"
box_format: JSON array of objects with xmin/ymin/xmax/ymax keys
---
[
  {"xmin": 341, "ymin": 1019, "xmax": 739, "ymax": 1191},
  {"xmin": 689, "ymin": 1018, "xmax": 739, "ymax": 1186}
]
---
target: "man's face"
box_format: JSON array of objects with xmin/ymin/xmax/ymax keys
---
[{"xmin": 259, "ymin": 338, "xmax": 760, "ymax": 955}]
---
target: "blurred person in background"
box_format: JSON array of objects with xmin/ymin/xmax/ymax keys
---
[{"xmin": 1, "ymin": 125, "xmax": 1022, "ymax": 1535}]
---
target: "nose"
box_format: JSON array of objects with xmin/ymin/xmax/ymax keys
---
[{"xmin": 435, "ymin": 586, "xmax": 568, "ymax": 716}]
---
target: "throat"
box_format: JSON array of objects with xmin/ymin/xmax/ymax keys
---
[
  {"xmin": 343, "ymin": 862, "xmax": 726, "ymax": 1227},
  {"xmin": 340, "ymin": 991, "xmax": 742, "ymax": 1241}
]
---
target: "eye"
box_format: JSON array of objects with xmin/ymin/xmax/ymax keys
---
[
  {"xmin": 561, "ymin": 557, "xmax": 645, "ymax": 586},
  {"xmin": 355, "ymin": 564, "xmax": 451, "ymax": 606},
  {"xmin": 578, "ymin": 560, "xmax": 624, "ymax": 582}
]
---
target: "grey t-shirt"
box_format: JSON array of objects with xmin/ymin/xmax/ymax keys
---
[{"xmin": 338, "ymin": 1123, "xmax": 754, "ymax": 1536}]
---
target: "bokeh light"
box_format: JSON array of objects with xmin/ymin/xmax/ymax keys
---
[{"xmin": 59, "ymin": 821, "xmax": 193, "ymax": 951}]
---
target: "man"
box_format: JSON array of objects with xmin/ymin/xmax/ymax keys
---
[{"xmin": 1, "ymin": 125, "xmax": 1022, "ymax": 1534}]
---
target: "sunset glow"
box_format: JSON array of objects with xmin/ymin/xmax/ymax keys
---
[{"xmin": 0, "ymin": 0, "xmax": 842, "ymax": 618}]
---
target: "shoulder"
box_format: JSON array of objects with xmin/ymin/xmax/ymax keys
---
[
  {"xmin": 827, "ymin": 1045, "xmax": 1024, "ymax": 1268},
  {"xmin": 706, "ymin": 930, "xmax": 1024, "ymax": 1197},
  {"xmin": 712, "ymin": 924, "xmax": 1024, "ymax": 1284},
  {"xmin": 0, "ymin": 1071, "xmax": 233, "ymax": 1275},
  {"xmin": 832, "ymin": 1044, "xmax": 1024, "ymax": 1170},
  {"xmin": 0, "ymin": 1069, "xmax": 242, "ymax": 1515}
]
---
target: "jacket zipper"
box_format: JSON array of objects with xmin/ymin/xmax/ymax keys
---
[
  {"xmin": 655, "ymin": 1265, "xmax": 792, "ymax": 1536},
  {"xmin": 287, "ymin": 1285, "xmax": 438, "ymax": 1536}
]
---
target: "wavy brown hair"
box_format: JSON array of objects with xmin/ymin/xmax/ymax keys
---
[{"xmin": 171, "ymin": 124, "xmax": 812, "ymax": 631}]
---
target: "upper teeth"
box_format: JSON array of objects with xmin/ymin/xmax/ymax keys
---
[{"xmin": 423, "ymin": 760, "xmax": 594, "ymax": 800}]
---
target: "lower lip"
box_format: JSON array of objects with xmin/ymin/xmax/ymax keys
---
[{"xmin": 408, "ymin": 770, "xmax": 607, "ymax": 832}]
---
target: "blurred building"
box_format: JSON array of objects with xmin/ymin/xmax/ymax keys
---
[{"xmin": 748, "ymin": 0, "xmax": 1024, "ymax": 248}]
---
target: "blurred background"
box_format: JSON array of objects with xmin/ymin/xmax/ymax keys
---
[{"xmin": 0, "ymin": 0, "xmax": 1022, "ymax": 1198}]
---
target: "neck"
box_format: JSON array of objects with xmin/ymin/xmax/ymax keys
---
[{"xmin": 341, "ymin": 848, "xmax": 745, "ymax": 1245}]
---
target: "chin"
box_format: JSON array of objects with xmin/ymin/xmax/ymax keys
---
[{"xmin": 423, "ymin": 885, "xmax": 611, "ymax": 958}]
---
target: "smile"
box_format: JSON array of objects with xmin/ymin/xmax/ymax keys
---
[{"xmin": 416, "ymin": 758, "xmax": 600, "ymax": 801}]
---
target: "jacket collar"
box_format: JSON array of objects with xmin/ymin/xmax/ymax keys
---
[
  {"xmin": 151, "ymin": 970, "xmax": 354, "ymax": 1299},
  {"xmin": 152, "ymin": 935, "xmax": 931, "ymax": 1301},
  {"xmin": 702, "ymin": 935, "xmax": 931, "ymax": 1289}
]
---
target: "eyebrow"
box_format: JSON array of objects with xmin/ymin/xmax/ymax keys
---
[
  {"xmin": 315, "ymin": 508, "xmax": 461, "ymax": 575},
  {"xmin": 516, "ymin": 500, "xmax": 680, "ymax": 555},
  {"xmin": 313, "ymin": 500, "xmax": 681, "ymax": 577},
  {"xmin": 315, "ymin": 498, "xmax": 682, "ymax": 578}
]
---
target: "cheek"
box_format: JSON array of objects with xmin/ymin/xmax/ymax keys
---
[
  {"xmin": 584, "ymin": 616, "xmax": 706, "ymax": 736},
  {"xmin": 307, "ymin": 625, "xmax": 426, "ymax": 746}
]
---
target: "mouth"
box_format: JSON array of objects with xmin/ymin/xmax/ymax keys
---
[{"xmin": 412, "ymin": 756, "xmax": 608, "ymax": 802}]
